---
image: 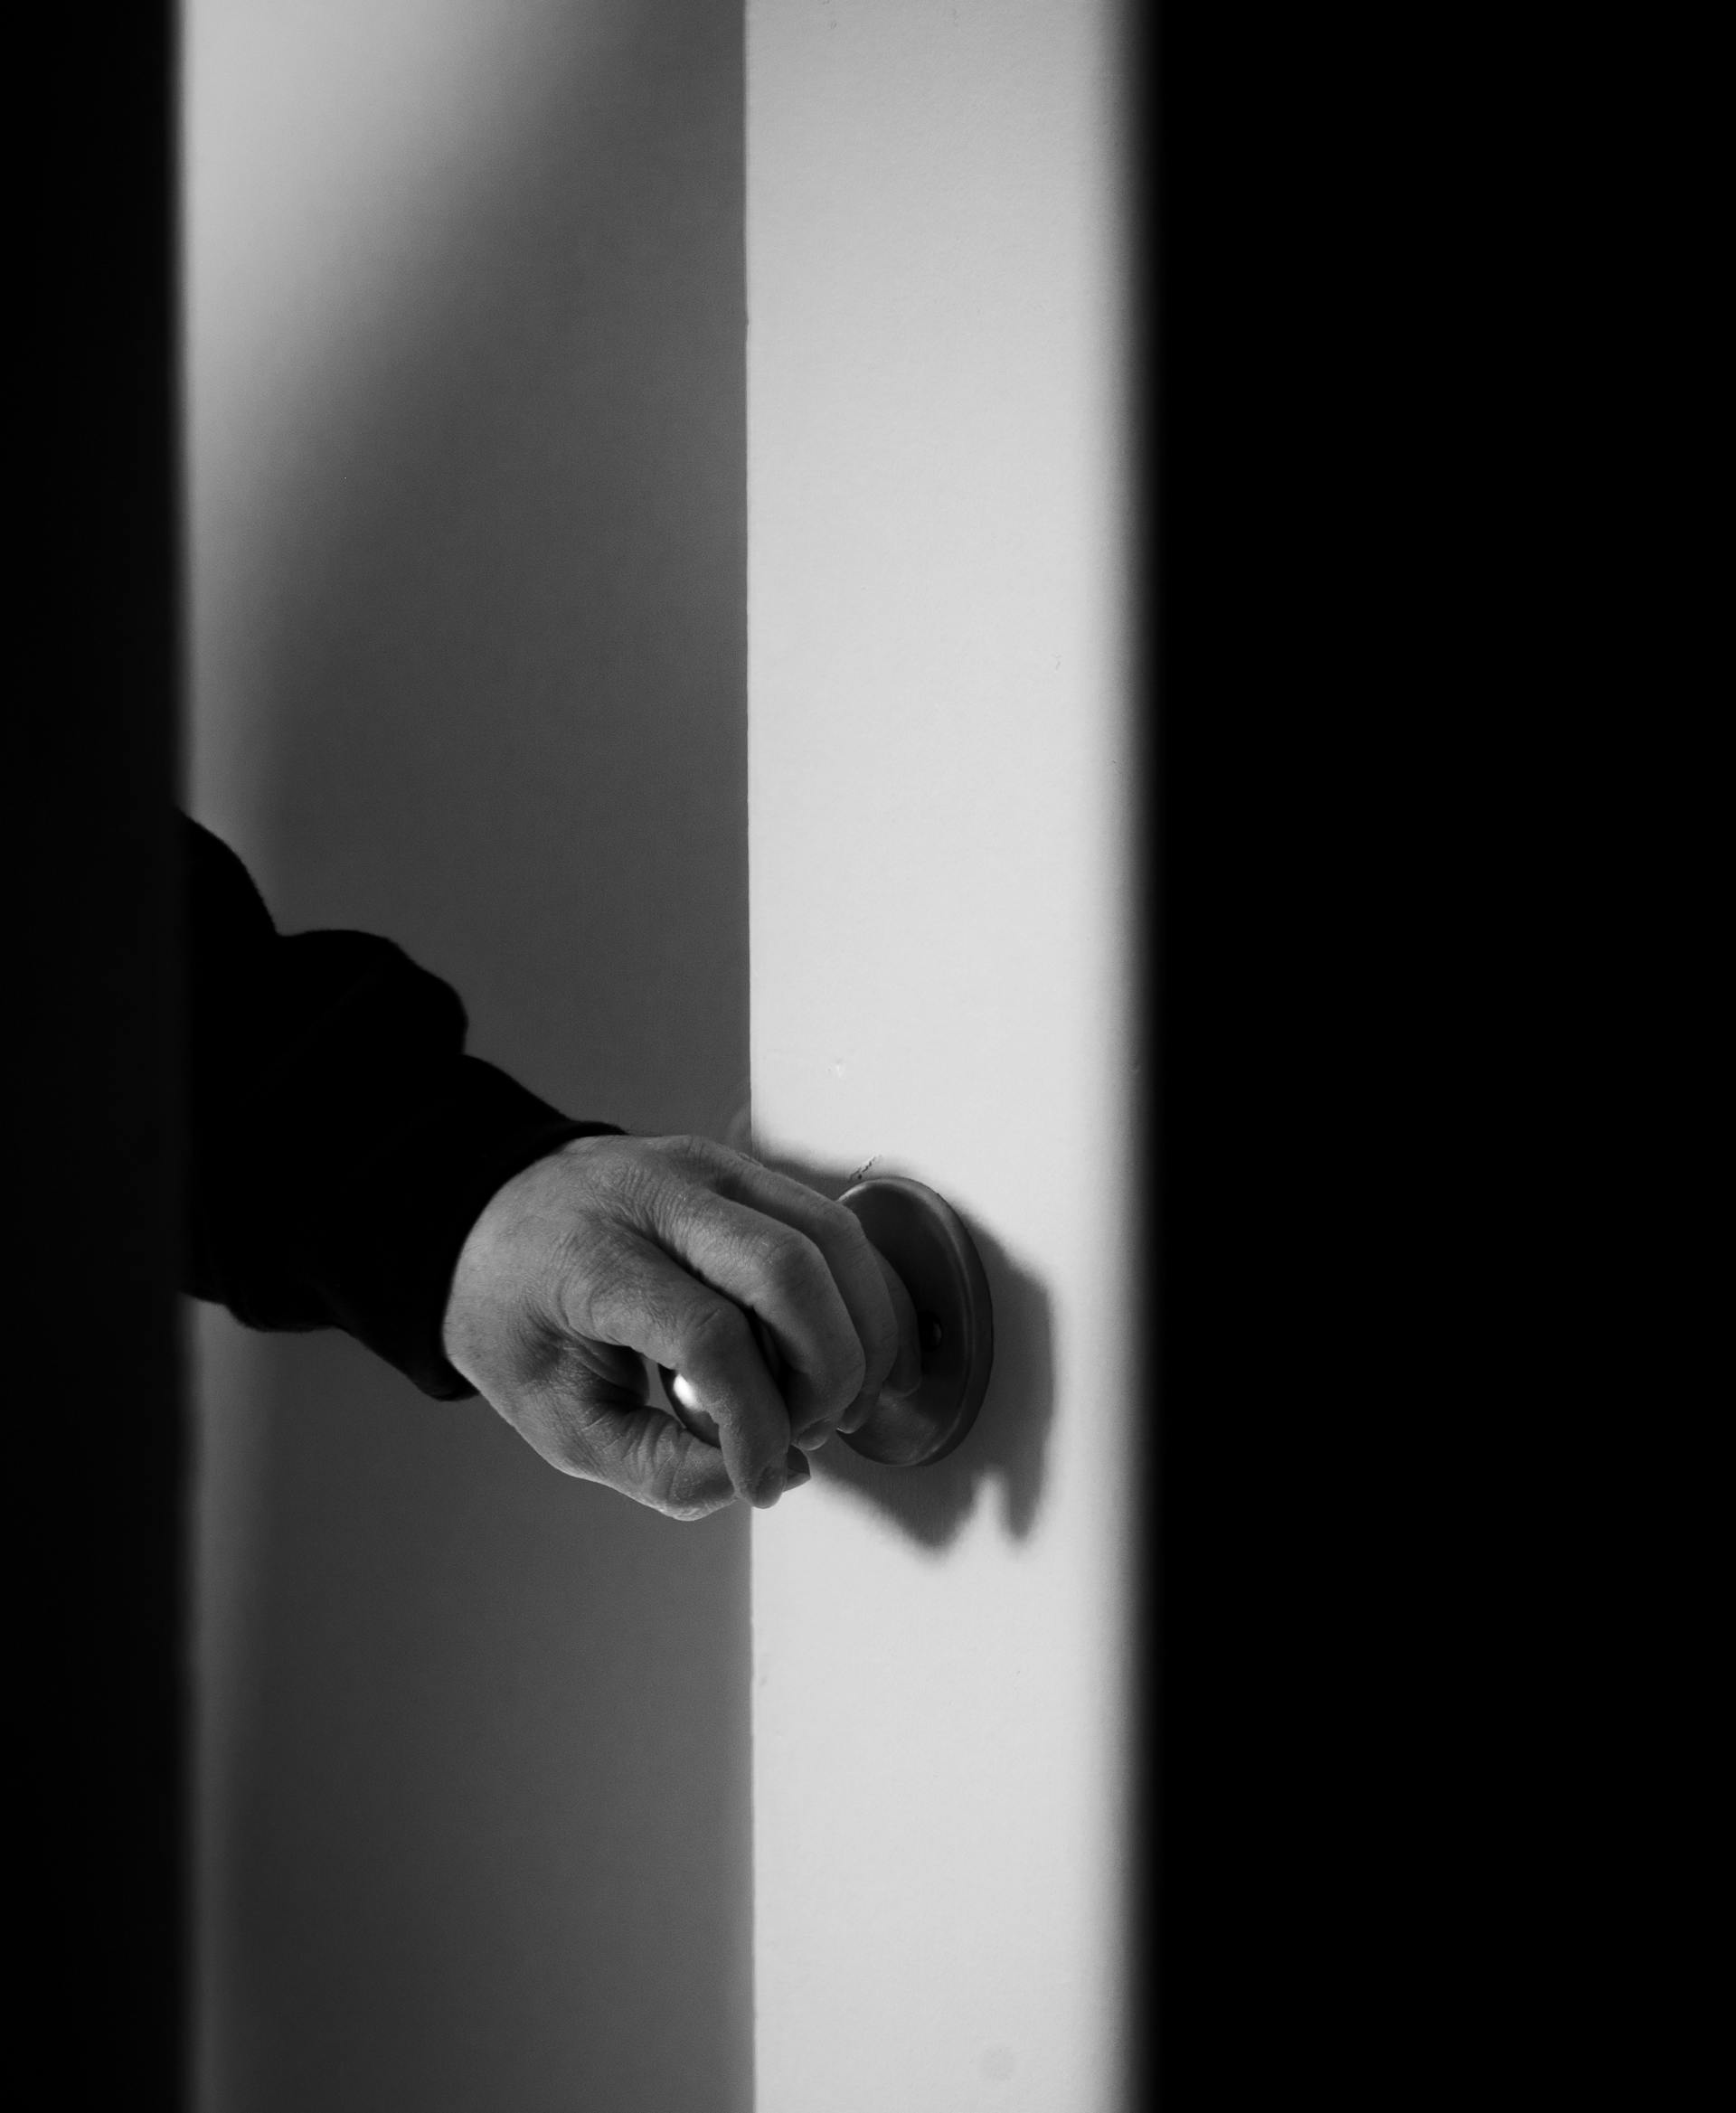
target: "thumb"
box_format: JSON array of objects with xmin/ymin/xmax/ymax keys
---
[{"xmin": 557, "ymin": 1393, "xmax": 744, "ymax": 1520}]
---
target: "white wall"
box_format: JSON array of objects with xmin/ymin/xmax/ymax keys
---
[
  {"xmin": 184, "ymin": 6, "xmax": 751, "ymax": 2108},
  {"xmin": 747, "ymin": 5, "xmax": 1137, "ymax": 2109}
]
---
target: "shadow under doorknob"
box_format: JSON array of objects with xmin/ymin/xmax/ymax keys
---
[{"xmin": 659, "ymin": 1176, "xmax": 994, "ymax": 1468}]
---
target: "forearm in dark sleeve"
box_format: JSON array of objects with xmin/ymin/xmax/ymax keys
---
[{"xmin": 182, "ymin": 815, "xmax": 618, "ymax": 1399}]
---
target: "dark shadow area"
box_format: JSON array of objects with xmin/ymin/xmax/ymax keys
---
[
  {"xmin": 753, "ymin": 1144, "xmax": 1057, "ymax": 1551},
  {"xmin": 20, "ymin": 8, "xmax": 185, "ymax": 2105}
]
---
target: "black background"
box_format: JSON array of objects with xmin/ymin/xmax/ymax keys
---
[{"xmin": 17, "ymin": 5, "xmax": 186, "ymax": 2103}]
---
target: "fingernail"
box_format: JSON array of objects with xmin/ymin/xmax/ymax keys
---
[
  {"xmin": 784, "ymin": 1448, "xmax": 812, "ymax": 1486},
  {"xmin": 755, "ymin": 1465, "xmax": 786, "ymax": 1507},
  {"xmin": 838, "ymin": 1390, "xmax": 875, "ymax": 1435}
]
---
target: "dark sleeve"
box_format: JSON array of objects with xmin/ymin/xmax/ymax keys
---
[{"xmin": 182, "ymin": 815, "xmax": 621, "ymax": 1399}]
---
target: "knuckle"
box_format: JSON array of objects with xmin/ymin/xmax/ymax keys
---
[
  {"xmin": 663, "ymin": 1133, "xmax": 729, "ymax": 1179},
  {"xmin": 627, "ymin": 1433, "xmax": 722, "ymax": 1523},
  {"xmin": 751, "ymin": 1225, "xmax": 823, "ymax": 1304},
  {"xmin": 638, "ymin": 1149, "xmax": 727, "ymax": 1247},
  {"xmin": 573, "ymin": 1130, "xmax": 638, "ymax": 1191},
  {"xmin": 610, "ymin": 1153, "xmax": 674, "ymax": 1224},
  {"xmin": 802, "ymin": 1343, "xmax": 864, "ymax": 1424},
  {"xmin": 546, "ymin": 1420, "xmax": 602, "ymax": 1482},
  {"xmin": 683, "ymin": 1297, "xmax": 752, "ymax": 1370},
  {"xmin": 657, "ymin": 1486, "xmax": 725, "ymax": 1523},
  {"xmin": 554, "ymin": 1229, "xmax": 637, "ymax": 1343},
  {"xmin": 822, "ymin": 1196, "xmax": 872, "ymax": 1250}
]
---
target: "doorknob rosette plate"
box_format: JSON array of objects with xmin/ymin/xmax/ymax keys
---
[{"xmin": 836, "ymin": 1176, "xmax": 994, "ymax": 1467}]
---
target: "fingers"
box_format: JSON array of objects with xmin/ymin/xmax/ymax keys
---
[
  {"xmin": 476, "ymin": 1134, "xmax": 927, "ymax": 1509},
  {"xmin": 703, "ymin": 1162, "xmax": 922, "ymax": 1439},
  {"xmin": 561, "ymin": 1229, "xmax": 797, "ymax": 1507},
  {"xmin": 862, "ymin": 1246, "xmax": 922, "ymax": 1422},
  {"xmin": 554, "ymin": 1394, "xmax": 741, "ymax": 1520},
  {"xmin": 470, "ymin": 1332, "xmax": 808, "ymax": 1521},
  {"xmin": 660, "ymin": 1193, "xmax": 869, "ymax": 1444},
  {"xmin": 570, "ymin": 1396, "xmax": 809, "ymax": 1518}
]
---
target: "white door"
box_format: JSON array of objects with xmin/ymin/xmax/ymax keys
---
[{"xmin": 747, "ymin": 5, "xmax": 1138, "ymax": 2108}]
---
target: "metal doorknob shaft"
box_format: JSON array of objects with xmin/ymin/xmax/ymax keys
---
[{"xmin": 659, "ymin": 1175, "xmax": 994, "ymax": 1468}]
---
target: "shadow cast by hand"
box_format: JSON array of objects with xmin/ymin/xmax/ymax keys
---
[{"xmin": 755, "ymin": 1143, "xmax": 1055, "ymax": 1553}]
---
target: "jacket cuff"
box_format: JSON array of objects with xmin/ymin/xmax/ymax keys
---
[{"xmin": 290, "ymin": 1060, "xmax": 622, "ymax": 1401}]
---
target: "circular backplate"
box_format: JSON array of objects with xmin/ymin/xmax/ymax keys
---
[{"xmin": 836, "ymin": 1176, "xmax": 994, "ymax": 1467}]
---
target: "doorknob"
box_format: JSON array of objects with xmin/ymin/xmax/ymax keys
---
[{"xmin": 660, "ymin": 1175, "xmax": 994, "ymax": 1467}]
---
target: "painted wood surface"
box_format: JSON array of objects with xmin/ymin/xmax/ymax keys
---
[{"xmin": 747, "ymin": 5, "xmax": 1137, "ymax": 2107}]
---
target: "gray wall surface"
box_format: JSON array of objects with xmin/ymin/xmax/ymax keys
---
[{"xmin": 184, "ymin": 5, "xmax": 750, "ymax": 2107}]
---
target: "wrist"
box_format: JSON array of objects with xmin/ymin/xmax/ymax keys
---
[{"xmin": 441, "ymin": 1131, "xmax": 622, "ymax": 1379}]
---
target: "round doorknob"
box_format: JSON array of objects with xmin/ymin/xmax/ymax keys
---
[{"xmin": 659, "ymin": 1174, "xmax": 994, "ymax": 1468}]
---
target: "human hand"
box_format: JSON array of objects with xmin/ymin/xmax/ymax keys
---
[{"xmin": 440, "ymin": 1134, "xmax": 922, "ymax": 1519}]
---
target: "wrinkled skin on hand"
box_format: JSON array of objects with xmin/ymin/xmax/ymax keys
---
[{"xmin": 441, "ymin": 1134, "xmax": 921, "ymax": 1520}]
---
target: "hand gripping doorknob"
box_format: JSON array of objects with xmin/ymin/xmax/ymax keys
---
[{"xmin": 659, "ymin": 1176, "xmax": 994, "ymax": 1468}]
